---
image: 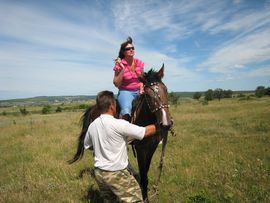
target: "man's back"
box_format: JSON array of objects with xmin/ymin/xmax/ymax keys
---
[{"xmin": 84, "ymin": 114, "xmax": 145, "ymax": 171}]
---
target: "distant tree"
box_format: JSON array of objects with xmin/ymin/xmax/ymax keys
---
[
  {"xmin": 56, "ymin": 106, "xmax": 62, "ymax": 113},
  {"xmin": 213, "ymin": 88, "xmax": 224, "ymax": 101},
  {"xmin": 202, "ymin": 100, "xmax": 208, "ymax": 105},
  {"xmin": 78, "ymin": 104, "xmax": 89, "ymax": 109},
  {"xmin": 237, "ymin": 93, "xmax": 245, "ymax": 98},
  {"xmin": 168, "ymin": 92, "xmax": 180, "ymax": 105},
  {"xmin": 223, "ymin": 89, "xmax": 233, "ymax": 98},
  {"xmin": 255, "ymin": 86, "xmax": 265, "ymax": 98},
  {"xmin": 2, "ymin": 111, "xmax": 7, "ymax": 116},
  {"xmin": 204, "ymin": 89, "xmax": 213, "ymax": 101},
  {"xmin": 193, "ymin": 92, "xmax": 202, "ymax": 100},
  {"xmin": 265, "ymin": 87, "xmax": 270, "ymax": 96},
  {"xmin": 42, "ymin": 105, "xmax": 52, "ymax": 114},
  {"xmin": 20, "ymin": 106, "xmax": 29, "ymax": 115}
]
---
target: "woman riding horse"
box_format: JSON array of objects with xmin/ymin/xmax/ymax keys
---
[{"xmin": 69, "ymin": 65, "xmax": 172, "ymax": 202}]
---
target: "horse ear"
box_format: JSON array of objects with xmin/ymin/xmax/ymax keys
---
[
  {"xmin": 158, "ymin": 63, "xmax": 164, "ymax": 78},
  {"xmin": 138, "ymin": 73, "xmax": 146, "ymax": 84}
]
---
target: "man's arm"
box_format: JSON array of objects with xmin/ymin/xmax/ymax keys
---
[
  {"xmin": 84, "ymin": 131, "xmax": 93, "ymax": 150},
  {"xmin": 120, "ymin": 121, "xmax": 158, "ymax": 141},
  {"xmin": 144, "ymin": 124, "xmax": 158, "ymax": 138}
]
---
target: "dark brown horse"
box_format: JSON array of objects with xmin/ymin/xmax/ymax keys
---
[{"xmin": 68, "ymin": 64, "xmax": 172, "ymax": 202}]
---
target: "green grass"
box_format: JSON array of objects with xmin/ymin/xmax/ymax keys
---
[{"xmin": 0, "ymin": 97, "xmax": 269, "ymax": 202}]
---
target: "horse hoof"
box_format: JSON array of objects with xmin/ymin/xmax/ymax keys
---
[{"xmin": 143, "ymin": 198, "xmax": 149, "ymax": 203}]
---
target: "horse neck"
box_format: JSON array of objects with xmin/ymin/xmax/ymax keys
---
[{"xmin": 132, "ymin": 96, "xmax": 156, "ymax": 126}]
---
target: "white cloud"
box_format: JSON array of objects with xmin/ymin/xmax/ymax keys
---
[
  {"xmin": 201, "ymin": 28, "xmax": 270, "ymax": 74},
  {"xmin": 0, "ymin": 0, "xmax": 269, "ymax": 99},
  {"xmin": 0, "ymin": 6, "xmax": 116, "ymax": 54},
  {"xmin": 111, "ymin": 0, "xmax": 209, "ymax": 40},
  {"xmin": 247, "ymin": 66, "xmax": 270, "ymax": 77},
  {"xmin": 0, "ymin": 1, "xmax": 122, "ymax": 97},
  {"xmin": 209, "ymin": 8, "xmax": 270, "ymax": 35},
  {"xmin": 233, "ymin": 0, "xmax": 242, "ymax": 5}
]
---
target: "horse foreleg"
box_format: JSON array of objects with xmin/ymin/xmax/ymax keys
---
[
  {"xmin": 135, "ymin": 147, "xmax": 148, "ymax": 201},
  {"xmin": 136, "ymin": 141, "xmax": 159, "ymax": 202},
  {"xmin": 156, "ymin": 133, "xmax": 168, "ymax": 186}
]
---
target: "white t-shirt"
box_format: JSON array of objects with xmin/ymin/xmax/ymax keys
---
[{"xmin": 84, "ymin": 114, "xmax": 145, "ymax": 171}]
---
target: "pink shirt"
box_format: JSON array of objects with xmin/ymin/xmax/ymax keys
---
[{"xmin": 113, "ymin": 58, "xmax": 144, "ymax": 91}]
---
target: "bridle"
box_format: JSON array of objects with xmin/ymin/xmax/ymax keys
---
[
  {"xmin": 144, "ymin": 82, "xmax": 170, "ymax": 113},
  {"xmin": 131, "ymin": 80, "xmax": 176, "ymax": 136}
]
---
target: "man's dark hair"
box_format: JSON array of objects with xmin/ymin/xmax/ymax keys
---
[
  {"xmin": 118, "ymin": 36, "xmax": 133, "ymax": 59},
  {"xmin": 96, "ymin": 91, "xmax": 115, "ymax": 113}
]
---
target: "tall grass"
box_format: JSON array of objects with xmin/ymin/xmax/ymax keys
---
[{"xmin": 0, "ymin": 97, "xmax": 269, "ymax": 202}]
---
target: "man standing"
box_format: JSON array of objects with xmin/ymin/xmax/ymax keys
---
[{"xmin": 84, "ymin": 90, "xmax": 157, "ymax": 203}]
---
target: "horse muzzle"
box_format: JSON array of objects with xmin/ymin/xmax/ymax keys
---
[
  {"xmin": 159, "ymin": 110, "xmax": 173, "ymax": 130},
  {"xmin": 160, "ymin": 120, "xmax": 173, "ymax": 130}
]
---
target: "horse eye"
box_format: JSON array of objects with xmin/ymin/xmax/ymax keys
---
[{"xmin": 164, "ymin": 86, "xmax": 168, "ymax": 92}]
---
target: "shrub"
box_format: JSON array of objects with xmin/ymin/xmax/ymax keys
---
[
  {"xmin": 237, "ymin": 93, "xmax": 245, "ymax": 98},
  {"xmin": 204, "ymin": 89, "xmax": 213, "ymax": 101},
  {"xmin": 255, "ymin": 86, "xmax": 266, "ymax": 98},
  {"xmin": 213, "ymin": 88, "xmax": 224, "ymax": 101},
  {"xmin": 20, "ymin": 107, "xmax": 29, "ymax": 115},
  {"xmin": 186, "ymin": 191, "xmax": 211, "ymax": 203},
  {"xmin": 265, "ymin": 87, "xmax": 270, "ymax": 96},
  {"xmin": 55, "ymin": 106, "xmax": 62, "ymax": 113},
  {"xmin": 42, "ymin": 105, "xmax": 52, "ymax": 114},
  {"xmin": 202, "ymin": 100, "xmax": 208, "ymax": 105},
  {"xmin": 223, "ymin": 89, "xmax": 233, "ymax": 98},
  {"xmin": 193, "ymin": 92, "xmax": 202, "ymax": 100},
  {"xmin": 78, "ymin": 104, "xmax": 89, "ymax": 109},
  {"xmin": 168, "ymin": 92, "xmax": 180, "ymax": 105}
]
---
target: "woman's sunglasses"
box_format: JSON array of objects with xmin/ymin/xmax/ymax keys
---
[{"xmin": 124, "ymin": 47, "xmax": 135, "ymax": 51}]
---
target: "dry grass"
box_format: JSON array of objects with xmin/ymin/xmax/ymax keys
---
[{"xmin": 0, "ymin": 97, "xmax": 269, "ymax": 202}]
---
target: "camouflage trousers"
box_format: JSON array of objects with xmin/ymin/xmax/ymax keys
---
[{"xmin": 93, "ymin": 167, "xmax": 143, "ymax": 203}]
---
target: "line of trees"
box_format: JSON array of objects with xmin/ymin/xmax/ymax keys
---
[
  {"xmin": 1, "ymin": 103, "xmax": 91, "ymax": 116},
  {"xmin": 203, "ymin": 88, "xmax": 233, "ymax": 101},
  {"xmin": 3, "ymin": 86, "xmax": 269, "ymax": 116},
  {"xmin": 193, "ymin": 86, "xmax": 270, "ymax": 102},
  {"xmin": 193, "ymin": 88, "xmax": 233, "ymax": 101},
  {"xmin": 255, "ymin": 86, "xmax": 270, "ymax": 97}
]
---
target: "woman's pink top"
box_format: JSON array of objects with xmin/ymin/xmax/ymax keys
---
[{"xmin": 113, "ymin": 58, "xmax": 144, "ymax": 91}]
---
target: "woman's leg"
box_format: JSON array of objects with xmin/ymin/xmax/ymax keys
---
[{"xmin": 117, "ymin": 90, "xmax": 139, "ymax": 121}]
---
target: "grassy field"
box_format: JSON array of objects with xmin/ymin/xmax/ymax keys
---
[{"xmin": 0, "ymin": 97, "xmax": 269, "ymax": 202}]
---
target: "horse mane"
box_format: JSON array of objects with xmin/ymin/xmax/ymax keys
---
[
  {"xmin": 68, "ymin": 105, "xmax": 99, "ymax": 164},
  {"xmin": 131, "ymin": 69, "xmax": 163, "ymax": 123},
  {"xmin": 68, "ymin": 100, "xmax": 120, "ymax": 164},
  {"xmin": 143, "ymin": 69, "xmax": 162, "ymax": 84}
]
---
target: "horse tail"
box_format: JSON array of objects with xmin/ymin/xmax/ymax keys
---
[{"xmin": 68, "ymin": 105, "xmax": 98, "ymax": 164}]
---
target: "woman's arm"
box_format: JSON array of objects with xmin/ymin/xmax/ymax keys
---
[
  {"xmin": 113, "ymin": 58, "xmax": 125, "ymax": 87},
  {"xmin": 113, "ymin": 69, "xmax": 124, "ymax": 87}
]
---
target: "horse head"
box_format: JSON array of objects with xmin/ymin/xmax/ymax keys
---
[{"xmin": 139, "ymin": 64, "xmax": 172, "ymax": 130}]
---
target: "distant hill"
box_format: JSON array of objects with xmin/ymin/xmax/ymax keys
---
[
  {"xmin": 0, "ymin": 95, "xmax": 96, "ymax": 107},
  {"xmin": 171, "ymin": 91, "xmax": 198, "ymax": 98},
  {"xmin": 0, "ymin": 90, "xmax": 254, "ymax": 107}
]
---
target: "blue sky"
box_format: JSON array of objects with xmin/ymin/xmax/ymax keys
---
[{"xmin": 0, "ymin": 0, "xmax": 270, "ymax": 100}]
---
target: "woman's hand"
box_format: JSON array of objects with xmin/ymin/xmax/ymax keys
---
[
  {"xmin": 113, "ymin": 57, "xmax": 124, "ymax": 87},
  {"xmin": 115, "ymin": 57, "xmax": 121, "ymax": 64},
  {"xmin": 115, "ymin": 57, "xmax": 124, "ymax": 71},
  {"xmin": 139, "ymin": 82, "xmax": 144, "ymax": 94}
]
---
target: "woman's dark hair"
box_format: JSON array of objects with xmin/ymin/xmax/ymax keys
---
[
  {"xmin": 96, "ymin": 90, "xmax": 115, "ymax": 113},
  {"xmin": 118, "ymin": 36, "xmax": 133, "ymax": 59}
]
